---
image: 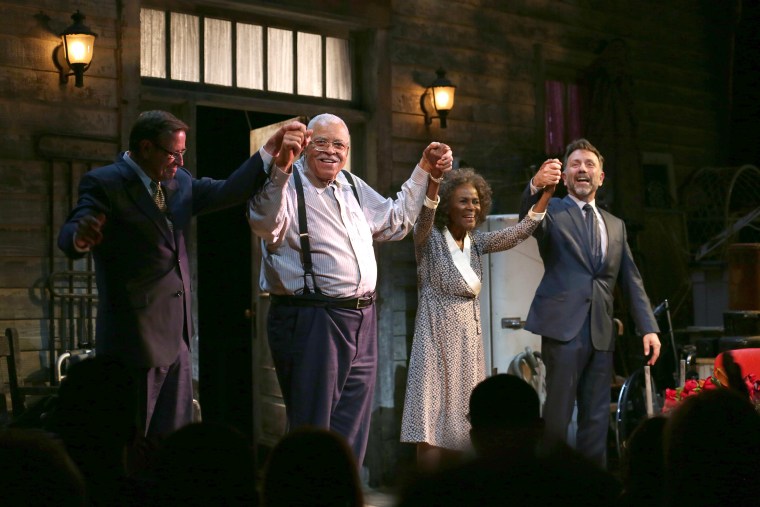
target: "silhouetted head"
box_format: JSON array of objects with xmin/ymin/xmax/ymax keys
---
[
  {"xmin": 261, "ymin": 427, "xmax": 363, "ymax": 507},
  {"xmin": 151, "ymin": 422, "xmax": 257, "ymax": 506},
  {"xmin": 0, "ymin": 428, "xmax": 87, "ymax": 506},
  {"xmin": 468, "ymin": 374, "xmax": 544, "ymax": 457},
  {"xmin": 664, "ymin": 388, "xmax": 760, "ymax": 507}
]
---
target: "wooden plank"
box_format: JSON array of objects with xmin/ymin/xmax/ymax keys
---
[
  {"xmin": 0, "ymin": 256, "xmax": 67, "ymax": 289},
  {"xmin": 0, "ymin": 194, "xmax": 73, "ymax": 228},
  {"xmin": 36, "ymin": 134, "xmax": 119, "ymax": 162},
  {"xmin": 0, "ymin": 318, "xmax": 51, "ymax": 352},
  {"xmin": 0, "ymin": 288, "xmax": 49, "ymax": 320},
  {"xmin": 17, "ymin": 349, "xmax": 49, "ymax": 384},
  {"xmin": 0, "ymin": 101, "xmax": 119, "ymax": 141},
  {"xmin": 0, "ymin": 159, "xmax": 51, "ymax": 194},
  {"xmin": 0, "ymin": 229, "xmax": 48, "ymax": 257}
]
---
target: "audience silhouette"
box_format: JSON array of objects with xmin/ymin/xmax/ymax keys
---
[
  {"xmin": 43, "ymin": 356, "xmax": 143, "ymax": 506},
  {"xmin": 9, "ymin": 354, "xmax": 760, "ymax": 507},
  {"xmin": 468, "ymin": 373, "xmax": 544, "ymax": 460},
  {"xmin": 0, "ymin": 427, "xmax": 87, "ymax": 506},
  {"xmin": 261, "ymin": 426, "xmax": 364, "ymax": 507},
  {"xmin": 397, "ymin": 373, "xmax": 620, "ymax": 506},
  {"xmin": 663, "ymin": 387, "xmax": 760, "ymax": 507},
  {"xmin": 147, "ymin": 421, "xmax": 258, "ymax": 506},
  {"xmin": 617, "ymin": 415, "xmax": 666, "ymax": 507}
]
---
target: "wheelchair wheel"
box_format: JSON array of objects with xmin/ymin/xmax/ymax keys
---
[{"xmin": 615, "ymin": 367, "xmax": 663, "ymax": 459}]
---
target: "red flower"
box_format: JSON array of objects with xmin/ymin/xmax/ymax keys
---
[
  {"xmin": 701, "ymin": 376, "xmax": 719, "ymax": 391},
  {"xmin": 661, "ymin": 373, "xmax": 760, "ymax": 414}
]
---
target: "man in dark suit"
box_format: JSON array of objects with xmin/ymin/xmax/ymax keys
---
[
  {"xmin": 519, "ymin": 138, "xmax": 661, "ymax": 467},
  {"xmin": 58, "ymin": 110, "xmax": 305, "ymax": 440}
]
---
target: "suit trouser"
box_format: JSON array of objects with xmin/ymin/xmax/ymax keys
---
[
  {"xmin": 541, "ymin": 314, "xmax": 614, "ymax": 467},
  {"xmin": 138, "ymin": 338, "xmax": 194, "ymax": 440},
  {"xmin": 267, "ymin": 302, "xmax": 378, "ymax": 467}
]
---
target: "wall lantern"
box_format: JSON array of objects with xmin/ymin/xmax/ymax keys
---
[
  {"xmin": 420, "ymin": 68, "xmax": 457, "ymax": 128},
  {"xmin": 54, "ymin": 10, "xmax": 97, "ymax": 87}
]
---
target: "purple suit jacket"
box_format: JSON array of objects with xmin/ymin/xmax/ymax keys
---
[{"xmin": 58, "ymin": 152, "xmax": 266, "ymax": 368}]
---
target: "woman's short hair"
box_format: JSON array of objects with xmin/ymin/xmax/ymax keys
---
[{"xmin": 434, "ymin": 167, "xmax": 493, "ymax": 230}]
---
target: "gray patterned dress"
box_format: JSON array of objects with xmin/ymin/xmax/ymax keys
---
[{"xmin": 400, "ymin": 205, "xmax": 541, "ymax": 450}]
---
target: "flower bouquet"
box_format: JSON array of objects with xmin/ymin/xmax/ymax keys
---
[{"xmin": 662, "ymin": 373, "xmax": 760, "ymax": 414}]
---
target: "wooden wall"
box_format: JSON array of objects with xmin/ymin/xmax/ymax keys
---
[{"xmin": 0, "ymin": 0, "xmax": 123, "ymax": 391}]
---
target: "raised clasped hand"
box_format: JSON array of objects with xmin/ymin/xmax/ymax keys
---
[
  {"xmin": 534, "ymin": 158, "xmax": 562, "ymax": 188},
  {"xmin": 421, "ymin": 142, "xmax": 453, "ymax": 176},
  {"xmin": 268, "ymin": 122, "xmax": 311, "ymax": 171}
]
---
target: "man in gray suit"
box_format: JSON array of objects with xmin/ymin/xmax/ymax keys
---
[
  {"xmin": 58, "ymin": 111, "xmax": 305, "ymax": 440},
  {"xmin": 520, "ymin": 138, "xmax": 661, "ymax": 467}
]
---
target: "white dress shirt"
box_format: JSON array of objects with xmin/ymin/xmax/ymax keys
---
[{"xmin": 248, "ymin": 154, "xmax": 429, "ymax": 298}]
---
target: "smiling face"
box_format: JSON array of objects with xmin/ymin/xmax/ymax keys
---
[
  {"xmin": 303, "ymin": 119, "xmax": 350, "ymax": 185},
  {"xmin": 562, "ymin": 148, "xmax": 604, "ymax": 202},
  {"xmin": 447, "ymin": 183, "xmax": 481, "ymax": 238},
  {"xmin": 138, "ymin": 129, "xmax": 186, "ymax": 182}
]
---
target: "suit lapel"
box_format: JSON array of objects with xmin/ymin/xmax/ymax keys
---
[{"xmin": 118, "ymin": 160, "xmax": 176, "ymax": 248}]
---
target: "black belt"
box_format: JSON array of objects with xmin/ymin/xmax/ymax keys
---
[{"xmin": 270, "ymin": 293, "xmax": 375, "ymax": 309}]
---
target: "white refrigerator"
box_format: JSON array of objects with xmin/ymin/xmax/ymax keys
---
[{"xmin": 479, "ymin": 214, "xmax": 545, "ymax": 375}]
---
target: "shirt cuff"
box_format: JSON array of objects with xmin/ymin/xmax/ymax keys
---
[
  {"xmin": 269, "ymin": 163, "xmax": 292, "ymax": 186},
  {"xmin": 529, "ymin": 177, "xmax": 544, "ymax": 195},
  {"xmin": 424, "ymin": 195, "xmax": 440, "ymax": 209},
  {"xmin": 259, "ymin": 146, "xmax": 274, "ymax": 171},
  {"xmin": 528, "ymin": 205, "xmax": 546, "ymax": 221}
]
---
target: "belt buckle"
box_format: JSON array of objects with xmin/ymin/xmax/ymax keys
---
[{"xmin": 356, "ymin": 296, "xmax": 372, "ymax": 309}]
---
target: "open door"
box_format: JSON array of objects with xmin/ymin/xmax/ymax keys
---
[{"xmin": 195, "ymin": 107, "xmax": 294, "ymax": 447}]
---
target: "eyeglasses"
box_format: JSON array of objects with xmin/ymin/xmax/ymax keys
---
[
  {"xmin": 154, "ymin": 142, "xmax": 187, "ymax": 161},
  {"xmin": 310, "ymin": 138, "xmax": 349, "ymax": 154}
]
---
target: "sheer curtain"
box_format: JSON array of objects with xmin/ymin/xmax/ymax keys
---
[
  {"xmin": 297, "ymin": 32, "xmax": 322, "ymax": 97},
  {"xmin": 139, "ymin": 8, "xmax": 352, "ymax": 102},
  {"xmin": 204, "ymin": 18, "xmax": 232, "ymax": 86},
  {"xmin": 237, "ymin": 23, "xmax": 263, "ymax": 89},
  {"xmin": 326, "ymin": 37, "xmax": 351, "ymax": 100},
  {"xmin": 170, "ymin": 13, "xmax": 199, "ymax": 82},
  {"xmin": 267, "ymin": 28, "xmax": 293, "ymax": 93},
  {"xmin": 140, "ymin": 9, "xmax": 165, "ymax": 78}
]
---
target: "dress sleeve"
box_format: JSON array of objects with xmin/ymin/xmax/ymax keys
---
[{"xmin": 478, "ymin": 215, "xmax": 540, "ymax": 255}]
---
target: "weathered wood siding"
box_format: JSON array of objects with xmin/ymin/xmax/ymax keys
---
[{"xmin": 0, "ymin": 0, "xmax": 121, "ymax": 390}]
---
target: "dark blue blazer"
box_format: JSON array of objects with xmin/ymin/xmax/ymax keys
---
[
  {"xmin": 520, "ymin": 186, "xmax": 659, "ymax": 351},
  {"xmin": 58, "ymin": 152, "xmax": 266, "ymax": 368}
]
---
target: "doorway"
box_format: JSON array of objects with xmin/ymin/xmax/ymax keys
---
[{"xmin": 195, "ymin": 105, "xmax": 292, "ymax": 438}]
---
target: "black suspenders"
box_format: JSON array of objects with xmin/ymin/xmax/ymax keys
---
[{"xmin": 291, "ymin": 169, "xmax": 360, "ymax": 295}]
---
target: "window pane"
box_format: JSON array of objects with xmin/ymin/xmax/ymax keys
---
[
  {"xmin": 204, "ymin": 18, "xmax": 232, "ymax": 86},
  {"xmin": 267, "ymin": 28, "xmax": 293, "ymax": 93},
  {"xmin": 297, "ymin": 32, "xmax": 322, "ymax": 97},
  {"xmin": 326, "ymin": 37, "xmax": 351, "ymax": 100},
  {"xmin": 140, "ymin": 8, "xmax": 165, "ymax": 78},
  {"xmin": 171, "ymin": 13, "xmax": 200, "ymax": 82},
  {"xmin": 237, "ymin": 23, "xmax": 263, "ymax": 89}
]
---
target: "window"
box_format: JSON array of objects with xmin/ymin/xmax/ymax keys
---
[{"xmin": 139, "ymin": 8, "xmax": 353, "ymax": 101}]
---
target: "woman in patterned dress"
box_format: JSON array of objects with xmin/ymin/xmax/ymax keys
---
[{"xmin": 400, "ymin": 167, "xmax": 554, "ymax": 470}]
